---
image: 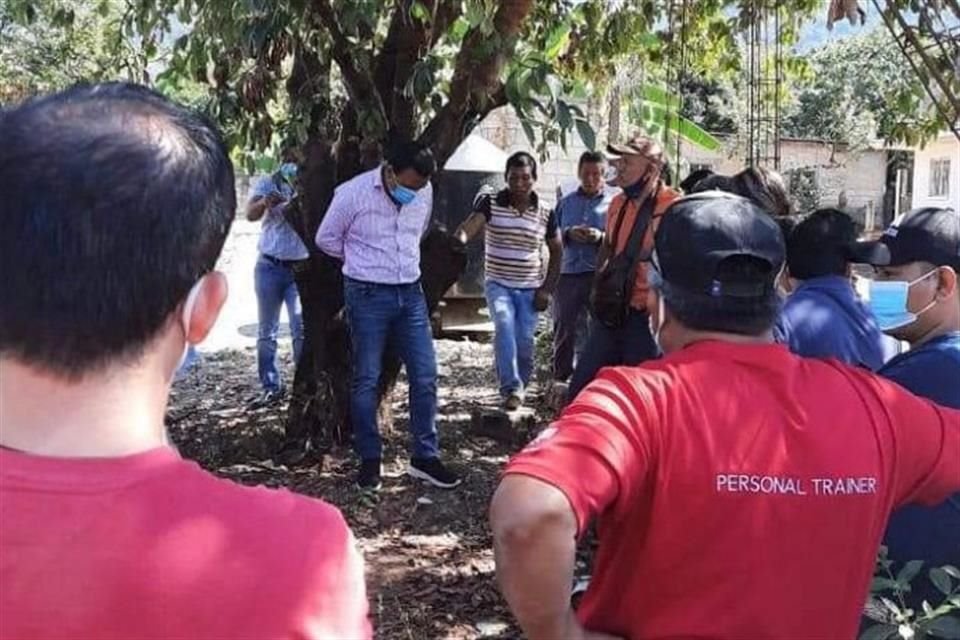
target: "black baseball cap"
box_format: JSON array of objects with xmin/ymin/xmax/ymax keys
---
[
  {"xmin": 653, "ymin": 192, "xmax": 785, "ymax": 299},
  {"xmin": 787, "ymin": 208, "xmax": 885, "ymax": 279},
  {"xmin": 862, "ymin": 207, "xmax": 960, "ymax": 270}
]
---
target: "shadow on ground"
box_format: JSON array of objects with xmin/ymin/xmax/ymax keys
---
[{"xmin": 167, "ymin": 338, "xmax": 555, "ymax": 639}]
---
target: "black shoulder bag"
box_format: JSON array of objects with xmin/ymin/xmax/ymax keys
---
[{"xmin": 589, "ymin": 194, "xmax": 657, "ymax": 329}]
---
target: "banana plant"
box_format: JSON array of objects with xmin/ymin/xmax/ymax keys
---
[{"xmin": 629, "ymin": 83, "xmax": 723, "ymax": 152}]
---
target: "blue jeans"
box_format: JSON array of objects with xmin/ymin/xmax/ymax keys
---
[
  {"xmin": 568, "ymin": 307, "xmax": 660, "ymax": 401},
  {"xmin": 255, "ymin": 255, "xmax": 304, "ymax": 392},
  {"xmin": 485, "ymin": 281, "xmax": 539, "ymax": 397},
  {"xmin": 344, "ymin": 277, "xmax": 439, "ymax": 461}
]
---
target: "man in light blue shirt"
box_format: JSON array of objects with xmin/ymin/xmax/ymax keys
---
[
  {"xmin": 246, "ymin": 148, "xmax": 309, "ymax": 407},
  {"xmin": 552, "ymin": 151, "xmax": 614, "ymax": 382}
]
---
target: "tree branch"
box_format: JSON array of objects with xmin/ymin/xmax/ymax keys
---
[
  {"xmin": 373, "ymin": 0, "xmax": 463, "ymax": 140},
  {"xmin": 311, "ymin": 0, "xmax": 388, "ymax": 139},
  {"xmin": 419, "ymin": 0, "xmax": 534, "ymax": 163}
]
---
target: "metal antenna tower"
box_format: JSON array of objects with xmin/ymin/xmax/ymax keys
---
[{"xmin": 745, "ymin": 0, "xmax": 784, "ymax": 169}]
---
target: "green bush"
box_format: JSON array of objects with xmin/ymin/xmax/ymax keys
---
[{"xmin": 862, "ymin": 547, "xmax": 960, "ymax": 640}]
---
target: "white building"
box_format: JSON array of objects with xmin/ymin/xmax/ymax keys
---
[{"xmin": 911, "ymin": 130, "xmax": 959, "ymax": 214}]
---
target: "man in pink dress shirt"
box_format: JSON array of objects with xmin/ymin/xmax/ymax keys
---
[{"xmin": 316, "ymin": 140, "xmax": 460, "ymax": 492}]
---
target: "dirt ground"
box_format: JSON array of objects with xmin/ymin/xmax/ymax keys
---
[
  {"xmin": 165, "ymin": 216, "xmax": 579, "ymax": 638},
  {"xmin": 167, "ymin": 337, "xmax": 557, "ymax": 640}
]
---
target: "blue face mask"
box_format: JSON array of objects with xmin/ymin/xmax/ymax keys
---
[
  {"xmin": 867, "ymin": 269, "xmax": 938, "ymax": 332},
  {"xmin": 391, "ymin": 184, "xmax": 418, "ymax": 206},
  {"xmin": 279, "ymin": 162, "xmax": 297, "ymax": 181}
]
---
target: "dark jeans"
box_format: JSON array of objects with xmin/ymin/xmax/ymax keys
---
[
  {"xmin": 552, "ymin": 273, "xmax": 593, "ymax": 382},
  {"xmin": 567, "ymin": 307, "xmax": 660, "ymax": 402},
  {"xmin": 343, "ymin": 277, "xmax": 439, "ymax": 461}
]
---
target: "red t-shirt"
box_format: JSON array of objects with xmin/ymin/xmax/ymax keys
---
[
  {"xmin": 505, "ymin": 341, "xmax": 960, "ymax": 639},
  {"xmin": 0, "ymin": 446, "xmax": 371, "ymax": 640}
]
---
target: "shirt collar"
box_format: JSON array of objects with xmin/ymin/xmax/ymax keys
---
[
  {"xmin": 576, "ymin": 187, "xmax": 605, "ymax": 199},
  {"xmin": 794, "ymin": 275, "xmax": 854, "ymax": 293},
  {"xmin": 496, "ymin": 188, "xmax": 539, "ymax": 211},
  {"xmin": 372, "ymin": 166, "xmax": 386, "ymax": 190}
]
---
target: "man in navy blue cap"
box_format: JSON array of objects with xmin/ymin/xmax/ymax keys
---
[
  {"xmin": 490, "ymin": 193, "xmax": 960, "ymax": 640},
  {"xmin": 862, "ymin": 206, "xmax": 960, "ymax": 610}
]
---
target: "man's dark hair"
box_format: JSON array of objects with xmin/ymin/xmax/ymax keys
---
[
  {"xmin": 689, "ymin": 167, "xmax": 792, "ymax": 217},
  {"xmin": 578, "ymin": 151, "xmax": 604, "ymax": 169},
  {"xmin": 786, "ymin": 208, "xmax": 862, "ymax": 279},
  {"xmin": 386, "ymin": 139, "xmax": 436, "ymax": 177},
  {"xmin": 680, "ymin": 168, "xmax": 714, "ymax": 193},
  {"xmin": 661, "ymin": 256, "xmax": 781, "ymax": 336},
  {"xmin": 0, "ymin": 82, "xmax": 236, "ymax": 377},
  {"xmin": 505, "ymin": 151, "xmax": 538, "ymax": 180}
]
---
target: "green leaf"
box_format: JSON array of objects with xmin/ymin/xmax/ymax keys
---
[
  {"xmin": 642, "ymin": 84, "xmax": 681, "ymax": 111},
  {"xmin": 543, "ymin": 22, "xmax": 571, "ymax": 61},
  {"xmin": 931, "ymin": 569, "xmax": 954, "ymax": 596},
  {"xmin": 927, "ymin": 616, "xmax": 960, "ymax": 640},
  {"xmin": 874, "ymin": 578, "xmax": 902, "ymax": 593},
  {"xmin": 899, "ymin": 562, "xmax": 926, "ymax": 586},
  {"xmin": 448, "ymin": 17, "xmax": 470, "ymax": 42},
  {"xmin": 545, "ymin": 75, "xmax": 563, "ymax": 102},
  {"xmin": 557, "ymin": 101, "xmax": 572, "ymax": 129},
  {"xmin": 860, "ymin": 624, "xmax": 899, "ymax": 640},
  {"xmin": 672, "ymin": 117, "xmax": 722, "ymax": 152},
  {"xmin": 465, "ymin": 1, "xmax": 485, "ymax": 28},
  {"xmin": 410, "ymin": 1, "xmax": 430, "ymax": 23},
  {"xmin": 943, "ymin": 567, "xmax": 960, "ymax": 581},
  {"xmin": 575, "ymin": 118, "xmax": 596, "ymax": 151},
  {"xmin": 520, "ymin": 118, "xmax": 537, "ymax": 147}
]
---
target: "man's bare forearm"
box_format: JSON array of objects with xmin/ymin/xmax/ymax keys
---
[
  {"xmin": 491, "ymin": 476, "xmax": 580, "ymax": 640},
  {"xmin": 541, "ymin": 239, "xmax": 563, "ymax": 294},
  {"xmin": 246, "ymin": 197, "xmax": 269, "ymax": 222},
  {"xmin": 454, "ymin": 211, "xmax": 486, "ymax": 244}
]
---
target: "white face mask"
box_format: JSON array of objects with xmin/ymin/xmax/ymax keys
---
[{"xmin": 176, "ymin": 278, "xmax": 204, "ymax": 371}]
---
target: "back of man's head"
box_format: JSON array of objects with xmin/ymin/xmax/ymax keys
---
[
  {"xmin": 0, "ymin": 82, "xmax": 236, "ymax": 378},
  {"xmin": 688, "ymin": 167, "xmax": 792, "ymax": 218},
  {"xmin": 787, "ymin": 208, "xmax": 870, "ymax": 280},
  {"xmin": 652, "ymin": 192, "xmax": 785, "ymax": 343}
]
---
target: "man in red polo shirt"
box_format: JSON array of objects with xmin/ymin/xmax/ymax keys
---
[
  {"xmin": 490, "ymin": 192, "xmax": 960, "ymax": 640},
  {"xmin": 0, "ymin": 84, "xmax": 370, "ymax": 639}
]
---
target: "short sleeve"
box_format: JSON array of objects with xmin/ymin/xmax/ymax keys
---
[
  {"xmin": 473, "ymin": 188, "xmax": 495, "ymax": 221},
  {"xmin": 544, "ymin": 208, "xmax": 559, "ymax": 240},
  {"xmin": 503, "ymin": 367, "xmax": 658, "ymax": 535},
  {"xmin": 250, "ymin": 175, "xmax": 279, "ymax": 202},
  {"xmin": 299, "ymin": 507, "xmax": 372, "ymax": 639},
  {"xmin": 869, "ymin": 373, "xmax": 960, "ymax": 508}
]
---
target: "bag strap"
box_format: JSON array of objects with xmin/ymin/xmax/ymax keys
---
[
  {"xmin": 609, "ymin": 196, "xmax": 633, "ymax": 245},
  {"xmin": 620, "ymin": 190, "xmax": 658, "ymax": 267}
]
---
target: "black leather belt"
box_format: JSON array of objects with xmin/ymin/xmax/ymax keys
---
[{"xmin": 262, "ymin": 254, "xmax": 303, "ymax": 268}]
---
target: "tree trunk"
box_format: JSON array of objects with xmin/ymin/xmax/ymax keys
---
[
  {"xmin": 282, "ymin": 129, "xmax": 467, "ymax": 461},
  {"xmin": 280, "ymin": 0, "xmax": 533, "ymax": 462}
]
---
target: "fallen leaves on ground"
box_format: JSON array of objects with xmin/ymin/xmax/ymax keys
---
[{"xmin": 168, "ymin": 337, "xmax": 556, "ymax": 639}]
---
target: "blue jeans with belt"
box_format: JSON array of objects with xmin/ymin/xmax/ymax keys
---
[
  {"xmin": 255, "ymin": 254, "xmax": 304, "ymax": 392},
  {"xmin": 344, "ymin": 277, "xmax": 439, "ymax": 461},
  {"xmin": 485, "ymin": 280, "xmax": 539, "ymax": 398}
]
